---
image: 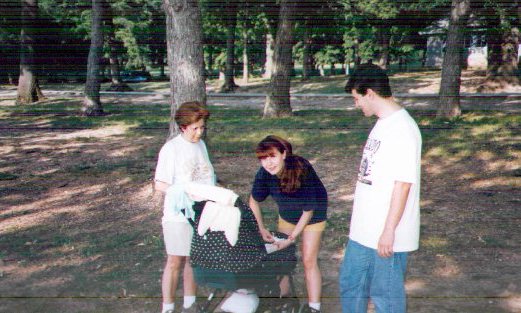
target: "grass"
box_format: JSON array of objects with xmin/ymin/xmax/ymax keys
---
[
  {"xmin": 0, "ymin": 172, "xmax": 18, "ymax": 180},
  {"xmin": 417, "ymin": 111, "xmax": 520, "ymax": 168},
  {"xmin": 0, "ymin": 91, "xmax": 520, "ymax": 312}
]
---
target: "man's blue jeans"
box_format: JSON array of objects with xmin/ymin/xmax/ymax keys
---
[{"xmin": 339, "ymin": 240, "xmax": 408, "ymax": 313}]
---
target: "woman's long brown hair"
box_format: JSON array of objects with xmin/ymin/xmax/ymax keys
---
[{"xmin": 255, "ymin": 135, "xmax": 308, "ymax": 193}]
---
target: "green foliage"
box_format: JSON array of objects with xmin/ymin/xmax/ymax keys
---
[
  {"xmin": 352, "ymin": 0, "xmax": 400, "ymax": 19},
  {"xmin": 338, "ymin": 0, "xmax": 451, "ymax": 66},
  {"xmin": 1, "ymin": 0, "xmax": 515, "ymax": 83},
  {"xmin": 314, "ymin": 46, "xmax": 344, "ymax": 67},
  {"xmin": 110, "ymin": 0, "xmax": 164, "ymax": 70},
  {"xmin": 201, "ymin": 0, "xmax": 277, "ymax": 74}
]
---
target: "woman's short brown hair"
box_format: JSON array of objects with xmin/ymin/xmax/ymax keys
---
[{"xmin": 175, "ymin": 101, "xmax": 210, "ymax": 130}]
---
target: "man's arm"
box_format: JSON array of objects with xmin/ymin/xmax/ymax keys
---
[{"xmin": 378, "ymin": 181, "xmax": 412, "ymax": 258}]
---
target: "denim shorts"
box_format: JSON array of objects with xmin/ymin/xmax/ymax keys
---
[{"xmin": 339, "ymin": 240, "xmax": 408, "ymax": 313}]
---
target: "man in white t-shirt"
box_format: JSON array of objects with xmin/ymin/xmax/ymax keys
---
[
  {"xmin": 339, "ymin": 63, "xmax": 422, "ymax": 313},
  {"xmin": 154, "ymin": 101, "xmax": 215, "ymax": 313}
]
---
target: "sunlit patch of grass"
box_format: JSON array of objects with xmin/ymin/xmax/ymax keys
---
[
  {"xmin": 447, "ymin": 131, "xmax": 464, "ymax": 140},
  {"xmin": 40, "ymin": 83, "xmax": 84, "ymax": 91},
  {"xmin": 471, "ymin": 176, "xmax": 520, "ymax": 189},
  {"xmin": 422, "ymin": 236, "xmax": 449, "ymax": 249},
  {"xmin": 470, "ymin": 123, "xmax": 502, "ymax": 136},
  {"xmin": 128, "ymin": 81, "xmax": 170, "ymax": 92},
  {"xmin": 291, "ymin": 77, "xmax": 347, "ymax": 94},
  {"xmin": 422, "ymin": 112, "xmax": 520, "ymax": 168},
  {"xmin": 424, "ymin": 146, "xmax": 446, "ymax": 158},
  {"xmin": 476, "ymin": 150, "xmax": 495, "ymax": 162}
]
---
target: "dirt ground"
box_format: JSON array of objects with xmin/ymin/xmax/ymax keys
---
[{"xmin": 1, "ymin": 71, "xmax": 520, "ymax": 313}]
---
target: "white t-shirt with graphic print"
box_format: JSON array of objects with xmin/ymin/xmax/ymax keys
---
[
  {"xmin": 349, "ymin": 109, "xmax": 422, "ymax": 252},
  {"xmin": 155, "ymin": 134, "xmax": 215, "ymax": 223}
]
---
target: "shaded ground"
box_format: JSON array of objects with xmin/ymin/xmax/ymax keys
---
[{"xmin": 1, "ymin": 71, "xmax": 520, "ymax": 313}]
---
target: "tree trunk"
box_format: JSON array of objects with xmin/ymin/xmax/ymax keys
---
[
  {"xmin": 16, "ymin": 0, "xmax": 45, "ymax": 104},
  {"xmin": 108, "ymin": 38, "xmax": 121, "ymax": 85},
  {"xmin": 159, "ymin": 57, "xmax": 166, "ymax": 78},
  {"xmin": 484, "ymin": 10, "xmax": 520, "ymax": 88},
  {"xmin": 354, "ymin": 39, "xmax": 361, "ymax": 66},
  {"xmin": 242, "ymin": 29, "xmax": 249, "ymax": 84},
  {"xmin": 105, "ymin": 5, "xmax": 132, "ymax": 91},
  {"xmin": 107, "ymin": 46, "xmax": 132, "ymax": 91},
  {"xmin": 377, "ymin": 24, "xmax": 391, "ymax": 70},
  {"xmin": 220, "ymin": 0, "xmax": 238, "ymax": 92},
  {"xmin": 262, "ymin": 3, "xmax": 279, "ymax": 80},
  {"xmin": 164, "ymin": 0, "xmax": 206, "ymax": 138},
  {"xmin": 263, "ymin": 33, "xmax": 275, "ymax": 79},
  {"xmin": 207, "ymin": 46, "xmax": 214, "ymax": 73},
  {"xmin": 302, "ymin": 26, "xmax": 316, "ymax": 80},
  {"xmin": 82, "ymin": 0, "xmax": 105, "ymax": 116},
  {"xmin": 263, "ymin": 0, "xmax": 297, "ymax": 118},
  {"xmin": 421, "ymin": 37, "xmax": 428, "ymax": 68},
  {"xmin": 437, "ymin": 0, "xmax": 471, "ymax": 118},
  {"xmin": 518, "ymin": 0, "xmax": 521, "ymax": 71}
]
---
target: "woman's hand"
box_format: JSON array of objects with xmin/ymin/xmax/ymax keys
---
[
  {"xmin": 274, "ymin": 238, "xmax": 294, "ymax": 250},
  {"xmin": 260, "ymin": 227, "xmax": 274, "ymax": 242}
]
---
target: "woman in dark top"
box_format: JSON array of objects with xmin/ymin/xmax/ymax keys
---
[{"xmin": 249, "ymin": 135, "xmax": 327, "ymax": 313}]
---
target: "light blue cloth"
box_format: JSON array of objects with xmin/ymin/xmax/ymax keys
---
[{"xmin": 164, "ymin": 183, "xmax": 195, "ymax": 221}]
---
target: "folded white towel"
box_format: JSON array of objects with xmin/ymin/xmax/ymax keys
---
[
  {"xmin": 197, "ymin": 201, "xmax": 241, "ymax": 246},
  {"xmin": 185, "ymin": 183, "xmax": 239, "ymax": 206}
]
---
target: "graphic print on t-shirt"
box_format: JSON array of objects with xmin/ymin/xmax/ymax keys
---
[
  {"xmin": 186, "ymin": 155, "xmax": 213, "ymax": 183},
  {"xmin": 358, "ymin": 138, "xmax": 380, "ymax": 185}
]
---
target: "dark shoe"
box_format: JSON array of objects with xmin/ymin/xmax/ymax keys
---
[
  {"xmin": 300, "ymin": 304, "xmax": 320, "ymax": 313},
  {"xmin": 180, "ymin": 303, "xmax": 202, "ymax": 313},
  {"xmin": 271, "ymin": 297, "xmax": 299, "ymax": 313}
]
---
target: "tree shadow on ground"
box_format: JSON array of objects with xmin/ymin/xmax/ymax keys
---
[
  {"xmin": 402, "ymin": 110, "xmax": 521, "ymax": 312},
  {"xmin": 0, "ymin": 123, "xmax": 168, "ymax": 312},
  {"xmin": 1, "ymin": 100, "xmax": 520, "ymax": 313}
]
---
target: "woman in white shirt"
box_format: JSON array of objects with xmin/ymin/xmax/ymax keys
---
[{"xmin": 154, "ymin": 101, "xmax": 215, "ymax": 313}]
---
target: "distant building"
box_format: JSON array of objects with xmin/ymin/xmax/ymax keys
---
[
  {"xmin": 422, "ymin": 19, "xmax": 520, "ymax": 69},
  {"xmin": 466, "ymin": 34, "xmax": 487, "ymax": 69},
  {"xmin": 422, "ymin": 20, "xmax": 448, "ymax": 68}
]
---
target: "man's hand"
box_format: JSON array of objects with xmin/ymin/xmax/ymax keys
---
[
  {"xmin": 378, "ymin": 181, "xmax": 412, "ymax": 258},
  {"xmin": 377, "ymin": 229, "xmax": 395, "ymax": 258}
]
